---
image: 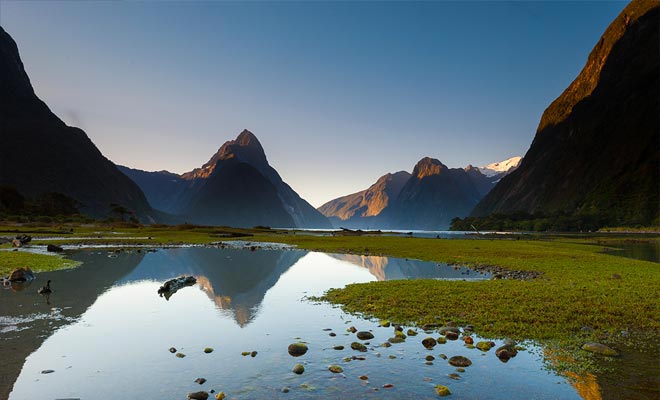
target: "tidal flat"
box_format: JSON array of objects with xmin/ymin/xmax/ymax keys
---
[{"xmin": 1, "ymin": 225, "xmax": 658, "ymax": 399}]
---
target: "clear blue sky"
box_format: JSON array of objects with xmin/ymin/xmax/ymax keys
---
[{"xmin": 0, "ymin": 0, "xmax": 627, "ymax": 207}]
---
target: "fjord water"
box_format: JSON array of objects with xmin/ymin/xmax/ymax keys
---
[{"xmin": 1, "ymin": 248, "xmax": 583, "ymax": 399}]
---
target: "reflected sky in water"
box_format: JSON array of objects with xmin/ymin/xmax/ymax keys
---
[{"xmin": 5, "ymin": 248, "xmax": 581, "ymax": 399}]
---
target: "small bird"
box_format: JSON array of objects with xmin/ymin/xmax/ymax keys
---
[{"xmin": 37, "ymin": 280, "xmax": 52, "ymax": 295}]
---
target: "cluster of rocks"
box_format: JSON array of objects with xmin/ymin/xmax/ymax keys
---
[
  {"xmin": 464, "ymin": 263, "xmax": 543, "ymax": 280},
  {"xmin": 1, "ymin": 267, "xmax": 35, "ymax": 285},
  {"xmin": 11, "ymin": 234, "xmax": 32, "ymax": 248}
]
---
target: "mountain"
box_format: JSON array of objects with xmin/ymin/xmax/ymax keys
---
[
  {"xmin": 320, "ymin": 156, "xmax": 518, "ymax": 230},
  {"xmin": 472, "ymin": 0, "xmax": 659, "ymax": 227},
  {"xmin": 477, "ymin": 156, "xmax": 522, "ymax": 178},
  {"xmin": 121, "ymin": 130, "xmax": 331, "ymax": 228},
  {"xmin": 317, "ymin": 171, "xmax": 411, "ymax": 228},
  {"xmin": 387, "ymin": 158, "xmax": 485, "ymax": 230},
  {"xmin": 0, "ymin": 26, "xmax": 159, "ymax": 222}
]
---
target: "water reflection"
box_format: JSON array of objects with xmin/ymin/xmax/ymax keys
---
[{"xmin": 328, "ymin": 253, "xmax": 491, "ymax": 280}]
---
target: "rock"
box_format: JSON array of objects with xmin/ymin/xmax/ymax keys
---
[
  {"xmin": 351, "ymin": 342, "xmax": 367, "ymax": 352},
  {"xmin": 435, "ymin": 385, "xmax": 451, "ymax": 396},
  {"xmin": 447, "ymin": 373, "xmax": 460, "ymax": 380},
  {"xmin": 437, "ymin": 336, "xmax": 447, "ymax": 344},
  {"xmin": 496, "ymin": 344, "xmax": 518, "ymax": 361},
  {"xmin": 381, "ymin": 342, "xmax": 392, "ymax": 348},
  {"xmin": 157, "ymin": 276, "xmax": 197, "ymax": 300},
  {"xmin": 11, "ymin": 239, "xmax": 22, "ymax": 247},
  {"xmin": 465, "ymin": 344, "xmax": 475, "ymax": 349},
  {"xmin": 383, "ymin": 384, "xmax": 394, "ymax": 389},
  {"xmin": 352, "ymin": 355, "xmax": 366, "ymax": 361},
  {"xmin": 250, "ymin": 351, "xmax": 258, "ymax": 357},
  {"xmin": 393, "ymin": 324, "xmax": 403, "ymax": 332},
  {"xmin": 15, "ymin": 234, "xmax": 31, "ymax": 244},
  {"xmin": 582, "ymin": 342, "xmax": 619, "ymax": 357},
  {"xmin": 394, "ymin": 330, "xmax": 406, "ymax": 339},
  {"xmin": 176, "ymin": 353, "xmax": 186, "ymax": 358},
  {"xmin": 203, "ymin": 347, "xmax": 214, "ymax": 353},
  {"xmin": 215, "ymin": 392, "xmax": 226, "ymax": 400},
  {"xmin": 438, "ymin": 353, "xmax": 447, "ymax": 360},
  {"xmin": 194, "ymin": 378, "xmax": 207, "ymax": 384},
  {"xmin": 425, "ymin": 355, "xmax": 435, "ymax": 361},
  {"xmin": 46, "ymin": 244, "xmax": 64, "ymax": 253},
  {"xmin": 464, "ymin": 336, "xmax": 474, "ymax": 345},
  {"xmin": 407, "ymin": 329, "xmax": 418, "ymax": 336},
  {"xmin": 169, "ymin": 347, "xmax": 177, "ymax": 353},
  {"xmin": 456, "ymin": 367, "xmax": 466, "ymax": 373},
  {"xmin": 329, "ymin": 332, "xmax": 336, "ymax": 337},
  {"xmin": 282, "ymin": 387, "xmax": 290, "ymax": 393},
  {"xmin": 188, "ymin": 392, "xmax": 209, "ymax": 400},
  {"xmin": 448, "ymin": 356, "xmax": 472, "ymax": 367},
  {"xmin": 359, "ymin": 375, "xmax": 369, "ymax": 380},
  {"xmin": 387, "ymin": 337, "xmax": 405, "ymax": 344},
  {"xmin": 356, "ymin": 331, "xmax": 374, "ymax": 340},
  {"xmin": 422, "ymin": 337, "xmax": 437, "ymax": 349},
  {"xmin": 292, "ymin": 363, "xmax": 305, "ymax": 374},
  {"xmin": 348, "ymin": 326, "xmax": 357, "ymax": 333},
  {"xmin": 9, "ymin": 267, "xmax": 35, "ymax": 282},
  {"xmin": 438, "ymin": 326, "xmax": 460, "ymax": 335},
  {"xmin": 288, "ymin": 343, "xmax": 308, "ymax": 357},
  {"xmin": 445, "ymin": 331, "xmax": 459, "ymax": 341},
  {"xmin": 425, "ymin": 361, "xmax": 433, "ymax": 365},
  {"xmin": 41, "ymin": 369, "xmax": 55, "ymax": 374},
  {"xmin": 333, "ymin": 345, "xmax": 344, "ymax": 350},
  {"xmin": 379, "ymin": 320, "xmax": 391, "ymax": 327},
  {"xmin": 476, "ymin": 341, "xmax": 492, "ymax": 351},
  {"xmin": 328, "ymin": 365, "xmax": 343, "ymax": 373}
]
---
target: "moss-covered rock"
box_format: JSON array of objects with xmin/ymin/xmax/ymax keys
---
[
  {"xmin": 582, "ymin": 342, "xmax": 619, "ymax": 357},
  {"xmin": 435, "ymin": 385, "xmax": 451, "ymax": 396},
  {"xmin": 422, "ymin": 337, "xmax": 437, "ymax": 349},
  {"xmin": 292, "ymin": 363, "xmax": 305, "ymax": 374},
  {"xmin": 351, "ymin": 342, "xmax": 367, "ymax": 352},
  {"xmin": 448, "ymin": 356, "xmax": 472, "ymax": 367},
  {"xmin": 328, "ymin": 365, "xmax": 343, "ymax": 373},
  {"xmin": 288, "ymin": 343, "xmax": 308, "ymax": 357}
]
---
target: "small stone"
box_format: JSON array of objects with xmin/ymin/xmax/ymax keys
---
[
  {"xmin": 435, "ymin": 385, "xmax": 451, "ymax": 396},
  {"xmin": 425, "ymin": 361, "xmax": 434, "ymax": 365},
  {"xmin": 447, "ymin": 373, "xmax": 460, "ymax": 380},
  {"xmin": 176, "ymin": 353, "xmax": 186, "ymax": 358},
  {"xmin": 445, "ymin": 331, "xmax": 459, "ymax": 340},
  {"xmin": 476, "ymin": 341, "xmax": 492, "ymax": 351},
  {"xmin": 292, "ymin": 364, "xmax": 305, "ymax": 374},
  {"xmin": 425, "ymin": 355, "xmax": 435, "ymax": 361},
  {"xmin": 170, "ymin": 347, "xmax": 177, "ymax": 353},
  {"xmin": 333, "ymin": 345, "xmax": 344, "ymax": 350},
  {"xmin": 241, "ymin": 352, "xmax": 250, "ymax": 356},
  {"xmin": 379, "ymin": 320, "xmax": 391, "ymax": 327},
  {"xmin": 438, "ymin": 353, "xmax": 447, "ymax": 360},
  {"xmin": 381, "ymin": 342, "xmax": 392, "ymax": 348},
  {"xmin": 388, "ymin": 337, "xmax": 405, "ymax": 344},
  {"xmin": 348, "ymin": 326, "xmax": 357, "ymax": 333},
  {"xmin": 194, "ymin": 378, "xmax": 207, "ymax": 384},
  {"xmin": 282, "ymin": 387, "xmax": 290, "ymax": 393},
  {"xmin": 383, "ymin": 384, "xmax": 394, "ymax": 388},
  {"xmin": 448, "ymin": 356, "xmax": 472, "ymax": 367},
  {"xmin": 288, "ymin": 343, "xmax": 309, "ymax": 357},
  {"xmin": 328, "ymin": 365, "xmax": 343, "ymax": 373},
  {"xmin": 464, "ymin": 336, "xmax": 474, "ymax": 345},
  {"xmin": 407, "ymin": 329, "xmax": 418, "ymax": 336},
  {"xmin": 456, "ymin": 367, "xmax": 466, "ymax": 373},
  {"xmin": 388, "ymin": 355, "xmax": 397, "ymax": 359},
  {"xmin": 250, "ymin": 351, "xmax": 257, "ymax": 357},
  {"xmin": 438, "ymin": 326, "xmax": 460, "ymax": 335},
  {"xmin": 351, "ymin": 342, "xmax": 367, "ymax": 352},
  {"xmin": 203, "ymin": 347, "xmax": 214, "ymax": 353},
  {"xmin": 393, "ymin": 324, "xmax": 404, "ymax": 332},
  {"xmin": 496, "ymin": 344, "xmax": 518, "ymax": 361},
  {"xmin": 359, "ymin": 375, "xmax": 369, "ymax": 380},
  {"xmin": 329, "ymin": 332, "xmax": 337, "ymax": 337},
  {"xmin": 188, "ymin": 392, "xmax": 209, "ymax": 400},
  {"xmin": 465, "ymin": 344, "xmax": 475, "ymax": 349},
  {"xmin": 215, "ymin": 392, "xmax": 226, "ymax": 400},
  {"xmin": 41, "ymin": 369, "xmax": 55, "ymax": 374},
  {"xmin": 356, "ymin": 331, "xmax": 374, "ymax": 340},
  {"xmin": 394, "ymin": 330, "xmax": 406, "ymax": 339},
  {"xmin": 422, "ymin": 337, "xmax": 437, "ymax": 349},
  {"xmin": 437, "ymin": 337, "xmax": 447, "ymax": 344},
  {"xmin": 582, "ymin": 342, "xmax": 619, "ymax": 357}
]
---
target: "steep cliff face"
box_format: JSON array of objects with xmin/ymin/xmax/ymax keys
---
[
  {"xmin": 472, "ymin": 0, "xmax": 659, "ymax": 226},
  {"xmin": 0, "ymin": 26, "xmax": 159, "ymax": 221}
]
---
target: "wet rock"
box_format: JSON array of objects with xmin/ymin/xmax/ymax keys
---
[
  {"xmin": 288, "ymin": 343, "xmax": 308, "ymax": 357},
  {"xmin": 282, "ymin": 387, "xmax": 290, "ymax": 393},
  {"xmin": 425, "ymin": 355, "xmax": 435, "ymax": 361},
  {"xmin": 351, "ymin": 342, "xmax": 367, "ymax": 352},
  {"xmin": 251, "ymin": 351, "xmax": 258, "ymax": 357},
  {"xmin": 169, "ymin": 347, "xmax": 177, "ymax": 353},
  {"xmin": 41, "ymin": 369, "xmax": 55, "ymax": 374},
  {"xmin": 447, "ymin": 373, "xmax": 460, "ymax": 380},
  {"xmin": 329, "ymin": 332, "xmax": 337, "ymax": 337},
  {"xmin": 438, "ymin": 326, "xmax": 460, "ymax": 335},
  {"xmin": 393, "ymin": 324, "xmax": 404, "ymax": 332},
  {"xmin": 407, "ymin": 329, "xmax": 418, "ymax": 336},
  {"xmin": 383, "ymin": 384, "xmax": 394, "ymax": 389},
  {"xmin": 437, "ymin": 336, "xmax": 447, "ymax": 344},
  {"xmin": 175, "ymin": 352, "xmax": 186, "ymax": 358},
  {"xmin": 241, "ymin": 351, "xmax": 250, "ymax": 356},
  {"xmin": 438, "ymin": 353, "xmax": 447, "ymax": 360},
  {"xmin": 47, "ymin": 244, "xmax": 64, "ymax": 253},
  {"xmin": 194, "ymin": 378, "xmax": 207, "ymax": 384},
  {"xmin": 204, "ymin": 347, "xmax": 214, "ymax": 353},
  {"xmin": 422, "ymin": 337, "xmax": 437, "ymax": 349},
  {"xmin": 387, "ymin": 337, "xmax": 405, "ymax": 344},
  {"xmin": 379, "ymin": 320, "xmax": 391, "ymax": 327},
  {"xmin": 448, "ymin": 356, "xmax": 472, "ymax": 367},
  {"xmin": 328, "ymin": 365, "xmax": 343, "ymax": 373},
  {"xmin": 333, "ymin": 345, "xmax": 344, "ymax": 350},
  {"xmin": 381, "ymin": 342, "xmax": 392, "ymax": 348},
  {"xmin": 425, "ymin": 361, "xmax": 434, "ymax": 365},
  {"xmin": 11, "ymin": 238, "xmax": 22, "ymax": 248},
  {"xmin": 445, "ymin": 331, "xmax": 459, "ymax": 341},
  {"xmin": 582, "ymin": 342, "xmax": 619, "ymax": 357},
  {"xmin": 352, "ymin": 355, "xmax": 366, "ymax": 361},
  {"xmin": 9, "ymin": 267, "xmax": 35, "ymax": 282},
  {"xmin": 215, "ymin": 392, "xmax": 226, "ymax": 400},
  {"xmin": 464, "ymin": 336, "xmax": 474, "ymax": 345},
  {"xmin": 323, "ymin": 328, "xmax": 332, "ymax": 331},
  {"xmin": 348, "ymin": 326, "xmax": 357, "ymax": 333},
  {"xmin": 465, "ymin": 344, "xmax": 475, "ymax": 349},
  {"xmin": 356, "ymin": 331, "xmax": 374, "ymax": 340},
  {"xmin": 388, "ymin": 355, "xmax": 396, "ymax": 359},
  {"xmin": 188, "ymin": 392, "xmax": 209, "ymax": 400},
  {"xmin": 456, "ymin": 367, "xmax": 466, "ymax": 373},
  {"xmin": 359, "ymin": 375, "xmax": 369, "ymax": 380},
  {"xmin": 394, "ymin": 330, "xmax": 406, "ymax": 339},
  {"xmin": 476, "ymin": 341, "xmax": 492, "ymax": 351},
  {"xmin": 292, "ymin": 363, "xmax": 305, "ymax": 374},
  {"xmin": 435, "ymin": 385, "xmax": 451, "ymax": 396},
  {"xmin": 495, "ymin": 344, "xmax": 518, "ymax": 361},
  {"xmin": 157, "ymin": 276, "xmax": 196, "ymax": 300}
]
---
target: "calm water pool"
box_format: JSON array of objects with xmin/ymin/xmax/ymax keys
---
[{"xmin": 2, "ymin": 247, "xmax": 584, "ymax": 399}]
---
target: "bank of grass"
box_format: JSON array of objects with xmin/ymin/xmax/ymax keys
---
[
  {"xmin": 250, "ymin": 235, "xmax": 660, "ymax": 372},
  {"xmin": 0, "ymin": 249, "xmax": 81, "ymax": 276}
]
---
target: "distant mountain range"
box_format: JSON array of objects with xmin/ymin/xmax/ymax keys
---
[
  {"xmin": 0, "ymin": 26, "xmax": 161, "ymax": 222},
  {"xmin": 319, "ymin": 156, "xmax": 520, "ymax": 230},
  {"xmin": 120, "ymin": 130, "xmax": 331, "ymax": 228},
  {"xmin": 472, "ymin": 0, "xmax": 659, "ymax": 227}
]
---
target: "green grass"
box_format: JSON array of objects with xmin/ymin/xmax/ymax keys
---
[{"xmin": 0, "ymin": 249, "xmax": 81, "ymax": 276}]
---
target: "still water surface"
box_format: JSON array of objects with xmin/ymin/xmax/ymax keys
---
[{"xmin": 2, "ymin": 247, "xmax": 583, "ymax": 399}]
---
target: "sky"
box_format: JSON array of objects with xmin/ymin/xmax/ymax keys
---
[{"xmin": 0, "ymin": 0, "xmax": 627, "ymax": 207}]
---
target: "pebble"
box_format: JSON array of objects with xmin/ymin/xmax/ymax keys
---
[
  {"xmin": 169, "ymin": 347, "xmax": 177, "ymax": 353},
  {"xmin": 41, "ymin": 370, "xmax": 55, "ymax": 374},
  {"xmin": 359, "ymin": 375, "xmax": 369, "ymax": 380},
  {"xmin": 448, "ymin": 356, "xmax": 472, "ymax": 367},
  {"xmin": 194, "ymin": 378, "xmax": 207, "ymax": 385},
  {"xmin": 383, "ymin": 384, "xmax": 394, "ymax": 389},
  {"xmin": 435, "ymin": 385, "xmax": 451, "ymax": 397},
  {"xmin": 333, "ymin": 345, "xmax": 345, "ymax": 350},
  {"xmin": 356, "ymin": 331, "xmax": 374, "ymax": 340},
  {"xmin": 187, "ymin": 392, "xmax": 209, "ymax": 400},
  {"xmin": 203, "ymin": 347, "xmax": 214, "ymax": 353},
  {"xmin": 288, "ymin": 343, "xmax": 309, "ymax": 357},
  {"xmin": 328, "ymin": 365, "xmax": 343, "ymax": 373},
  {"xmin": 292, "ymin": 363, "xmax": 305, "ymax": 374},
  {"xmin": 351, "ymin": 342, "xmax": 367, "ymax": 352},
  {"xmin": 176, "ymin": 353, "xmax": 186, "ymax": 358}
]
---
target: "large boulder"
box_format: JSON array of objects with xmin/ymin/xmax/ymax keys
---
[{"xmin": 9, "ymin": 267, "xmax": 35, "ymax": 282}]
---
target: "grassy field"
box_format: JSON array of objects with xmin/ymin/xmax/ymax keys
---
[{"xmin": 1, "ymin": 224, "xmax": 658, "ymax": 373}]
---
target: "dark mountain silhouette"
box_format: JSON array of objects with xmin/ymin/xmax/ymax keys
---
[
  {"xmin": 472, "ymin": 0, "xmax": 659, "ymax": 227},
  {"xmin": 0, "ymin": 26, "xmax": 160, "ymax": 222},
  {"xmin": 319, "ymin": 157, "xmax": 516, "ymax": 230},
  {"xmin": 121, "ymin": 130, "xmax": 331, "ymax": 228},
  {"xmin": 318, "ymin": 171, "xmax": 411, "ymax": 228}
]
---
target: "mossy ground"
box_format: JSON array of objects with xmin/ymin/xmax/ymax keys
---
[{"xmin": 0, "ymin": 248, "xmax": 81, "ymax": 276}]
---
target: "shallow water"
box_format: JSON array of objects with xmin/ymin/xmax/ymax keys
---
[
  {"xmin": 1, "ymin": 248, "xmax": 583, "ymax": 399},
  {"xmin": 602, "ymin": 240, "xmax": 660, "ymax": 263}
]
